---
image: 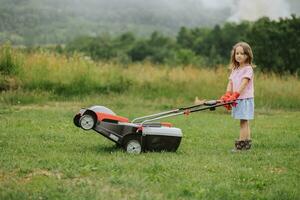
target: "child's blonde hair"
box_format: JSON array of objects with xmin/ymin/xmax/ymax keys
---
[{"xmin": 230, "ymin": 42, "xmax": 254, "ymax": 69}]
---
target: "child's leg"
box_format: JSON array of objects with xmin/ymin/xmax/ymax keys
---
[
  {"xmin": 233, "ymin": 120, "xmax": 252, "ymax": 151},
  {"xmin": 239, "ymin": 120, "xmax": 251, "ymax": 140}
]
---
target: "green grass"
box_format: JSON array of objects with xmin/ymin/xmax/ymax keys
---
[{"xmin": 0, "ymin": 95, "xmax": 299, "ymax": 200}]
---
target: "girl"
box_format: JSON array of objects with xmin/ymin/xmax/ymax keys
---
[{"xmin": 220, "ymin": 42, "xmax": 255, "ymax": 151}]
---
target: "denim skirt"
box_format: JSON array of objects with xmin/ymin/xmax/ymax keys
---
[{"xmin": 231, "ymin": 98, "xmax": 254, "ymax": 120}]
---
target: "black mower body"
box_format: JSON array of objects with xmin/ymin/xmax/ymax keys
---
[
  {"xmin": 73, "ymin": 106, "xmax": 182, "ymax": 153},
  {"xmin": 74, "ymin": 101, "xmax": 232, "ymax": 153}
]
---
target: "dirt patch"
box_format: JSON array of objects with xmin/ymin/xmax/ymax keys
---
[
  {"xmin": 19, "ymin": 169, "xmax": 63, "ymax": 184},
  {"xmin": 13, "ymin": 102, "xmax": 80, "ymax": 110},
  {"xmin": 268, "ymin": 167, "xmax": 286, "ymax": 174}
]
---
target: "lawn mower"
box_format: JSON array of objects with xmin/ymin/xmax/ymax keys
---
[{"xmin": 73, "ymin": 100, "xmax": 233, "ymax": 153}]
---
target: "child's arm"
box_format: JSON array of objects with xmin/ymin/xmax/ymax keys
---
[
  {"xmin": 229, "ymin": 78, "xmax": 250, "ymax": 101},
  {"xmin": 226, "ymin": 80, "xmax": 233, "ymax": 92},
  {"xmin": 237, "ymin": 78, "xmax": 250, "ymax": 94}
]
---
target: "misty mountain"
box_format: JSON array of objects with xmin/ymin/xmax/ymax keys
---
[{"xmin": 0, "ymin": 0, "xmax": 299, "ymax": 45}]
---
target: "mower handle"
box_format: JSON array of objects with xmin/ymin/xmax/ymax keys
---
[
  {"xmin": 174, "ymin": 100, "xmax": 219, "ymax": 111},
  {"xmin": 131, "ymin": 100, "xmax": 213, "ymax": 123},
  {"xmin": 132, "ymin": 100, "xmax": 232, "ymax": 124}
]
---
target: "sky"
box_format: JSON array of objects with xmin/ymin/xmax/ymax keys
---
[{"xmin": 200, "ymin": 0, "xmax": 293, "ymax": 22}]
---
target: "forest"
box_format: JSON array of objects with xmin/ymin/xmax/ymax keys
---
[{"xmin": 64, "ymin": 16, "xmax": 300, "ymax": 74}]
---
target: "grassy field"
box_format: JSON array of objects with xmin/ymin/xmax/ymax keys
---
[
  {"xmin": 0, "ymin": 47, "xmax": 300, "ymax": 199},
  {"xmin": 0, "ymin": 95, "xmax": 299, "ymax": 200}
]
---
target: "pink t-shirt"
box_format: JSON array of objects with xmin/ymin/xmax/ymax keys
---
[{"xmin": 229, "ymin": 65, "xmax": 254, "ymax": 99}]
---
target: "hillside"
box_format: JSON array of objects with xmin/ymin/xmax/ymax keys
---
[{"xmin": 0, "ymin": 0, "xmax": 299, "ymax": 45}]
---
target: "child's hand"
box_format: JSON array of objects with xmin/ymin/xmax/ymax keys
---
[
  {"xmin": 229, "ymin": 92, "xmax": 240, "ymax": 101},
  {"xmin": 222, "ymin": 92, "xmax": 240, "ymax": 109},
  {"xmin": 220, "ymin": 91, "xmax": 232, "ymax": 110},
  {"xmin": 220, "ymin": 91, "xmax": 232, "ymax": 102}
]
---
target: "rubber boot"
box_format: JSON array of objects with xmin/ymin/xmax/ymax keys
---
[
  {"xmin": 232, "ymin": 140, "xmax": 252, "ymax": 152},
  {"xmin": 236, "ymin": 140, "xmax": 245, "ymax": 150},
  {"xmin": 244, "ymin": 139, "xmax": 252, "ymax": 150}
]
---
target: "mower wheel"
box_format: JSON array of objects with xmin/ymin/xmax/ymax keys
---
[
  {"xmin": 79, "ymin": 113, "xmax": 96, "ymax": 130},
  {"xmin": 73, "ymin": 114, "xmax": 81, "ymax": 127},
  {"xmin": 125, "ymin": 139, "xmax": 142, "ymax": 154}
]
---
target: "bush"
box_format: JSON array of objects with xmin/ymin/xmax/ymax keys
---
[
  {"xmin": 0, "ymin": 44, "xmax": 22, "ymax": 91},
  {"xmin": 0, "ymin": 44, "xmax": 22, "ymax": 76},
  {"xmin": 0, "ymin": 76, "xmax": 20, "ymax": 91}
]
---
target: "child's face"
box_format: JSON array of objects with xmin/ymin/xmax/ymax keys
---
[{"xmin": 235, "ymin": 46, "xmax": 248, "ymax": 65}]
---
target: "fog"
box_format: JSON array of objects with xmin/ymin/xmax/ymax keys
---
[
  {"xmin": 60, "ymin": 0, "xmax": 299, "ymax": 30},
  {"xmin": 66, "ymin": 0, "xmax": 298, "ymax": 21},
  {"xmin": 1, "ymin": 0, "xmax": 299, "ymax": 44},
  {"xmin": 44, "ymin": 0, "xmax": 298, "ymax": 20}
]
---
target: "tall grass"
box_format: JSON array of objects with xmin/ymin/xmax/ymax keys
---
[
  {"xmin": 1, "ymin": 46, "xmax": 300, "ymax": 110},
  {"xmin": 0, "ymin": 44, "xmax": 23, "ymax": 91},
  {"xmin": 0, "ymin": 44, "xmax": 22, "ymax": 76}
]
